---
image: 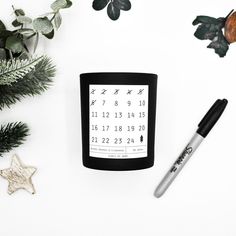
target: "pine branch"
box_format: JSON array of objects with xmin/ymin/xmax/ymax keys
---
[
  {"xmin": 0, "ymin": 56, "xmax": 56, "ymax": 109},
  {"xmin": 0, "ymin": 56, "xmax": 44, "ymax": 86},
  {"xmin": 0, "ymin": 122, "xmax": 29, "ymax": 156}
]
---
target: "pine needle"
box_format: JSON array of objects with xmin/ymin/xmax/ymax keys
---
[
  {"xmin": 0, "ymin": 56, "xmax": 56, "ymax": 110},
  {"xmin": 0, "ymin": 122, "xmax": 29, "ymax": 156},
  {"xmin": 0, "ymin": 56, "xmax": 44, "ymax": 86}
]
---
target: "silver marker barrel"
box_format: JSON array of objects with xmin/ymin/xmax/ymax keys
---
[
  {"xmin": 154, "ymin": 99, "xmax": 228, "ymax": 198},
  {"xmin": 154, "ymin": 133, "xmax": 204, "ymax": 198}
]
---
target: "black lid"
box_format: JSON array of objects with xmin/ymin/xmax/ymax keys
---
[{"xmin": 197, "ymin": 99, "xmax": 228, "ymax": 138}]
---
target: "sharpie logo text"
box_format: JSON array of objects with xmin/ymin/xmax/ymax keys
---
[{"xmin": 170, "ymin": 146, "xmax": 193, "ymax": 173}]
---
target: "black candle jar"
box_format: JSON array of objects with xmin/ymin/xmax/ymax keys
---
[{"xmin": 80, "ymin": 73, "xmax": 157, "ymax": 171}]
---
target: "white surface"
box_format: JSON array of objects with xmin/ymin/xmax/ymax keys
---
[{"xmin": 0, "ymin": 0, "xmax": 236, "ymax": 235}]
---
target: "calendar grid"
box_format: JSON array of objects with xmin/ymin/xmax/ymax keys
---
[{"xmin": 89, "ymin": 84, "xmax": 149, "ymax": 159}]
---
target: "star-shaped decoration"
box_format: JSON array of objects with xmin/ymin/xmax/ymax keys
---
[{"xmin": 0, "ymin": 154, "xmax": 37, "ymax": 195}]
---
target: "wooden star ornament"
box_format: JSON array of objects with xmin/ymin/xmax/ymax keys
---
[{"xmin": 0, "ymin": 154, "xmax": 37, "ymax": 195}]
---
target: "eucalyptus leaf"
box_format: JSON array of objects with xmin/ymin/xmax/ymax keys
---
[
  {"xmin": 107, "ymin": 2, "xmax": 120, "ymax": 20},
  {"xmin": 43, "ymin": 29, "xmax": 54, "ymax": 39},
  {"xmin": 0, "ymin": 40, "xmax": 4, "ymax": 48},
  {"xmin": 193, "ymin": 16, "xmax": 225, "ymax": 40},
  {"xmin": 113, "ymin": 0, "xmax": 131, "ymax": 11},
  {"xmin": 194, "ymin": 24, "xmax": 217, "ymax": 40},
  {"xmin": 0, "ymin": 30, "xmax": 14, "ymax": 48},
  {"xmin": 12, "ymin": 19, "xmax": 22, "ymax": 27},
  {"xmin": 0, "ymin": 48, "xmax": 6, "ymax": 60},
  {"xmin": 54, "ymin": 12, "xmax": 62, "ymax": 29},
  {"xmin": 5, "ymin": 36, "xmax": 24, "ymax": 53},
  {"xmin": 17, "ymin": 16, "xmax": 32, "ymax": 24},
  {"xmin": 0, "ymin": 20, "xmax": 6, "ymax": 32},
  {"xmin": 0, "ymin": 30, "xmax": 13, "ymax": 39},
  {"xmin": 193, "ymin": 16, "xmax": 219, "ymax": 25},
  {"xmin": 207, "ymin": 31, "xmax": 229, "ymax": 57},
  {"xmin": 18, "ymin": 52, "xmax": 29, "ymax": 60},
  {"xmin": 51, "ymin": 0, "xmax": 67, "ymax": 11},
  {"xmin": 14, "ymin": 9, "xmax": 25, "ymax": 16},
  {"xmin": 33, "ymin": 17, "xmax": 54, "ymax": 35},
  {"xmin": 17, "ymin": 28, "xmax": 35, "ymax": 37},
  {"xmin": 63, "ymin": 0, "xmax": 72, "ymax": 8},
  {"xmin": 93, "ymin": 0, "xmax": 110, "ymax": 11}
]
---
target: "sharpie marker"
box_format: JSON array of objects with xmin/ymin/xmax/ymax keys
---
[{"xmin": 154, "ymin": 99, "xmax": 228, "ymax": 198}]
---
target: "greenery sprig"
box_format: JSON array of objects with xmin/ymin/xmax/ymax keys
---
[
  {"xmin": 0, "ymin": 0, "xmax": 71, "ymax": 156},
  {"xmin": 0, "ymin": 56, "xmax": 44, "ymax": 85},
  {"xmin": 0, "ymin": 122, "xmax": 29, "ymax": 156},
  {"xmin": 0, "ymin": 0, "xmax": 72, "ymax": 59},
  {"xmin": 193, "ymin": 10, "xmax": 235, "ymax": 57},
  {"xmin": 93, "ymin": 0, "xmax": 131, "ymax": 21},
  {"xmin": 0, "ymin": 56, "xmax": 55, "ymax": 110}
]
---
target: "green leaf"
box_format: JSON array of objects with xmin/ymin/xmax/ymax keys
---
[
  {"xmin": 0, "ymin": 30, "xmax": 13, "ymax": 48},
  {"xmin": 5, "ymin": 36, "xmax": 24, "ymax": 54},
  {"xmin": 14, "ymin": 9, "xmax": 25, "ymax": 16},
  {"xmin": 33, "ymin": 17, "xmax": 54, "ymax": 35},
  {"xmin": 12, "ymin": 19, "xmax": 23, "ymax": 27},
  {"xmin": 0, "ymin": 48, "xmax": 6, "ymax": 60},
  {"xmin": 193, "ymin": 13, "xmax": 230, "ymax": 57},
  {"xmin": 43, "ymin": 29, "xmax": 54, "ymax": 39},
  {"xmin": 17, "ymin": 16, "xmax": 32, "ymax": 24},
  {"xmin": 63, "ymin": 0, "xmax": 72, "ymax": 8},
  {"xmin": 18, "ymin": 52, "xmax": 30, "ymax": 60},
  {"xmin": 0, "ymin": 20, "xmax": 6, "ymax": 32},
  {"xmin": 193, "ymin": 16, "xmax": 219, "ymax": 25},
  {"xmin": 93, "ymin": 0, "xmax": 110, "ymax": 11},
  {"xmin": 54, "ymin": 12, "xmax": 62, "ymax": 29},
  {"xmin": 0, "ymin": 30, "xmax": 13, "ymax": 39},
  {"xmin": 107, "ymin": 2, "xmax": 120, "ymax": 20},
  {"xmin": 193, "ymin": 16, "xmax": 225, "ymax": 40},
  {"xmin": 51, "ymin": 0, "xmax": 67, "ymax": 11},
  {"xmin": 207, "ymin": 31, "xmax": 229, "ymax": 57},
  {"xmin": 194, "ymin": 24, "xmax": 217, "ymax": 40},
  {"xmin": 17, "ymin": 28, "xmax": 35, "ymax": 37},
  {"xmin": 113, "ymin": 0, "xmax": 131, "ymax": 11},
  {"xmin": 0, "ymin": 56, "xmax": 44, "ymax": 85}
]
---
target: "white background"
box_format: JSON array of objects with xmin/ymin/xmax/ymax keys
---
[{"xmin": 0, "ymin": 0, "xmax": 236, "ymax": 235}]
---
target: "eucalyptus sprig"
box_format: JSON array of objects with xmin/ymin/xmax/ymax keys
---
[{"xmin": 0, "ymin": 0, "xmax": 72, "ymax": 60}]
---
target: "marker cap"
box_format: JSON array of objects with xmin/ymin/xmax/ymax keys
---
[{"xmin": 197, "ymin": 99, "xmax": 228, "ymax": 138}]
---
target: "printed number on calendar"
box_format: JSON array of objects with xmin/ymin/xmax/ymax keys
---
[{"xmin": 89, "ymin": 85, "xmax": 149, "ymax": 159}]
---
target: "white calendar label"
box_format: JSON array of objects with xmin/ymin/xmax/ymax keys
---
[{"xmin": 89, "ymin": 84, "xmax": 149, "ymax": 159}]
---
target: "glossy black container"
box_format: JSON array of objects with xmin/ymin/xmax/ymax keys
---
[{"xmin": 80, "ymin": 72, "xmax": 157, "ymax": 171}]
